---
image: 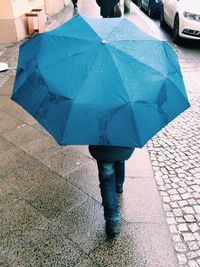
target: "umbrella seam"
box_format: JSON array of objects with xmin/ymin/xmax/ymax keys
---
[
  {"xmin": 81, "ymin": 16, "xmax": 123, "ymax": 41},
  {"xmin": 104, "ymin": 45, "xmax": 142, "ymax": 146},
  {"xmin": 108, "ymin": 42, "xmax": 169, "ymax": 79}
]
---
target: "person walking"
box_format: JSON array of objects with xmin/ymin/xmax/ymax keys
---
[
  {"xmin": 96, "ymin": 0, "xmax": 119, "ymax": 18},
  {"xmin": 71, "ymin": 0, "xmax": 78, "ymax": 10},
  {"xmin": 89, "ymin": 145, "xmax": 134, "ymax": 237}
]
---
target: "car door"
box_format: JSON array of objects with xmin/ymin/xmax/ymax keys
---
[
  {"xmin": 142, "ymin": 0, "xmax": 149, "ymax": 10},
  {"xmin": 164, "ymin": 0, "xmax": 177, "ymax": 27}
]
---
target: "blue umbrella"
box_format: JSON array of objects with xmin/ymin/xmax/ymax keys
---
[{"xmin": 11, "ymin": 14, "xmax": 190, "ymax": 147}]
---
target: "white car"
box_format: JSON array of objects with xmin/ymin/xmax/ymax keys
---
[{"xmin": 160, "ymin": 0, "xmax": 200, "ymax": 43}]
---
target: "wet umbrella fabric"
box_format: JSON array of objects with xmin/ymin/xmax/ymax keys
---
[{"xmin": 11, "ymin": 14, "xmax": 190, "ymax": 147}]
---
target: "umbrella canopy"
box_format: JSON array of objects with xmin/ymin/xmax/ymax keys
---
[{"xmin": 11, "ymin": 14, "xmax": 190, "ymax": 148}]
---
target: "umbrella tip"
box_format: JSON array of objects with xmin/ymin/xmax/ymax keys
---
[{"xmin": 101, "ymin": 39, "xmax": 107, "ymax": 44}]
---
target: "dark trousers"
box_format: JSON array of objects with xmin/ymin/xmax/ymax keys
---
[
  {"xmin": 71, "ymin": 0, "xmax": 78, "ymax": 6},
  {"xmin": 97, "ymin": 161, "xmax": 125, "ymax": 221}
]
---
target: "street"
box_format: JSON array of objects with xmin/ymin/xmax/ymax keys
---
[{"xmin": 0, "ymin": 1, "xmax": 200, "ymax": 266}]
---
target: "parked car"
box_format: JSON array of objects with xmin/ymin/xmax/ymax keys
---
[
  {"xmin": 160, "ymin": 0, "xmax": 200, "ymax": 43},
  {"xmin": 138, "ymin": 0, "xmax": 163, "ymax": 18}
]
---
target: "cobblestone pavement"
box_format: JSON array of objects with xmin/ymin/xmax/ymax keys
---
[
  {"xmin": 0, "ymin": 2, "xmax": 200, "ymax": 266},
  {"xmin": 147, "ymin": 51, "xmax": 200, "ymax": 266}
]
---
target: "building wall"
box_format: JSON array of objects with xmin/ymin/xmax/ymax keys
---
[
  {"xmin": 0, "ymin": 0, "xmax": 65, "ymax": 44},
  {"xmin": 0, "ymin": 1, "xmax": 13, "ymax": 18},
  {"xmin": 44, "ymin": 0, "xmax": 65, "ymax": 16}
]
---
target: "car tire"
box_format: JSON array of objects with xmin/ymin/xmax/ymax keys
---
[
  {"xmin": 138, "ymin": 0, "xmax": 142, "ymax": 9},
  {"xmin": 148, "ymin": 0, "xmax": 156, "ymax": 18},
  {"xmin": 172, "ymin": 15, "xmax": 181, "ymax": 44},
  {"xmin": 160, "ymin": 6, "xmax": 167, "ymax": 29}
]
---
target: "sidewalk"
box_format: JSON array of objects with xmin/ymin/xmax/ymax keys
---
[{"xmin": 0, "ymin": 1, "xmax": 178, "ymax": 266}]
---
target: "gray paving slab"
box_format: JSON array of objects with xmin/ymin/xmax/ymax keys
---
[
  {"xmin": 0, "ymin": 110, "xmax": 24, "ymax": 134},
  {"xmin": 119, "ymin": 177, "xmax": 166, "ymax": 223},
  {"xmin": 5, "ymin": 228, "xmax": 90, "ymax": 267},
  {"xmin": 1, "ymin": 159, "xmax": 61, "ymax": 195},
  {"xmin": 0, "ymin": 200, "xmax": 48, "ymax": 252},
  {"xmin": 24, "ymin": 177, "xmax": 88, "ymax": 220},
  {"xmin": 89, "ymin": 222, "xmax": 178, "ymax": 267},
  {"xmin": 40, "ymin": 147, "xmax": 89, "ymax": 177},
  {"xmin": 0, "ymin": 178, "xmax": 20, "ymax": 211},
  {"xmin": 126, "ymin": 148, "xmax": 154, "ymax": 178}
]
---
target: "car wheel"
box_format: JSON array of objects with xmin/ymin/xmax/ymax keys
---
[
  {"xmin": 172, "ymin": 15, "xmax": 180, "ymax": 44},
  {"xmin": 148, "ymin": 0, "xmax": 156, "ymax": 18},
  {"xmin": 160, "ymin": 6, "xmax": 167, "ymax": 29},
  {"xmin": 138, "ymin": 0, "xmax": 142, "ymax": 9}
]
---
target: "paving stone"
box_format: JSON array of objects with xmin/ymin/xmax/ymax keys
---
[
  {"xmin": 89, "ymin": 223, "xmax": 178, "ymax": 267},
  {"xmin": 51, "ymin": 198, "xmax": 105, "ymax": 254},
  {"xmin": 5, "ymin": 228, "xmax": 87, "ymax": 267},
  {"xmin": 182, "ymin": 193, "xmax": 193, "ymax": 199},
  {"xmin": 166, "ymin": 211, "xmax": 174, "ymax": 217},
  {"xmin": 188, "ymin": 260, "xmax": 199, "ymax": 267},
  {"xmin": 167, "ymin": 218, "xmax": 177, "ymax": 224},
  {"xmin": 188, "ymin": 223, "xmax": 199, "ymax": 233},
  {"xmin": 176, "ymin": 217, "xmax": 186, "ymax": 223},
  {"xmin": 182, "ymin": 233, "xmax": 195, "ymax": 242},
  {"xmin": 187, "ymin": 251, "xmax": 198, "ymax": 260},
  {"xmin": 193, "ymin": 205, "xmax": 200, "ymax": 213},
  {"xmin": 175, "ymin": 242, "xmax": 188, "ymax": 252},
  {"xmin": 182, "ymin": 207, "xmax": 195, "ymax": 214},
  {"xmin": 184, "ymin": 215, "xmax": 196, "ymax": 223},
  {"xmin": 0, "ymin": 147, "xmax": 36, "ymax": 177},
  {"xmin": 0, "ymin": 97, "xmax": 36, "ymax": 125},
  {"xmin": 169, "ymin": 224, "xmax": 178, "ymax": 234},
  {"xmin": 65, "ymin": 160, "xmax": 101, "ymax": 203},
  {"xmin": 2, "ymin": 124, "xmax": 45, "ymax": 146},
  {"xmin": 177, "ymin": 253, "xmax": 187, "ymax": 265},
  {"xmin": 173, "ymin": 208, "xmax": 183, "ymax": 216},
  {"xmin": 40, "ymin": 147, "xmax": 89, "ymax": 177},
  {"xmin": 188, "ymin": 199, "xmax": 197, "ymax": 205},
  {"xmin": 25, "ymin": 178, "xmax": 88, "ymax": 220},
  {"xmin": 178, "ymin": 200, "xmax": 189, "ymax": 207},
  {"xmin": 178, "ymin": 223, "xmax": 189, "ymax": 232},
  {"xmin": 0, "ymin": 135, "xmax": 13, "ymax": 154},
  {"xmin": 1, "ymin": 159, "xmax": 62, "ymax": 195},
  {"xmin": 0, "ymin": 256, "xmax": 10, "ymax": 267},
  {"xmin": 119, "ymin": 178, "xmax": 166, "ymax": 223},
  {"xmin": 0, "ymin": 178, "xmax": 20, "ymax": 210},
  {"xmin": 171, "ymin": 194, "xmax": 182, "ymax": 201},
  {"xmin": 0, "ymin": 110, "xmax": 24, "ymax": 135},
  {"xmin": 173, "ymin": 234, "xmax": 183, "ymax": 242},
  {"xmin": 187, "ymin": 241, "xmax": 199, "ymax": 250},
  {"xmin": 20, "ymin": 135, "xmax": 62, "ymax": 159},
  {"xmin": 0, "ymin": 200, "xmax": 47, "ymax": 252},
  {"xmin": 194, "ymin": 232, "xmax": 200, "ymax": 241}
]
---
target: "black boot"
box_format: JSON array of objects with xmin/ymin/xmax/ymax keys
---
[
  {"xmin": 116, "ymin": 184, "xmax": 123, "ymax": 194},
  {"xmin": 106, "ymin": 220, "xmax": 120, "ymax": 237}
]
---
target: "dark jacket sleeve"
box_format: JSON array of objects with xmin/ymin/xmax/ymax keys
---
[{"xmin": 89, "ymin": 145, "xmax": 134, "ymax": 162}]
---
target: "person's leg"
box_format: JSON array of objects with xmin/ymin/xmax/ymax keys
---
[
  {"xmin": 97, "ymin": 161, "xmax": 120, "ymax": 236},
  {"xmin": 115, "ymin": 161, "xmax": 125, "ymax": 193},
  {"xmin": 71, "ymin": 0, "xmax": 78, "ymax": 9},
  {"xmin": 97, "ymin": 161, "xmax": 119, "ymax": 221}
]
